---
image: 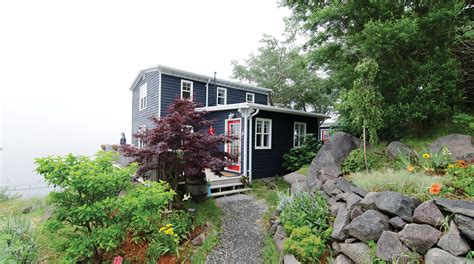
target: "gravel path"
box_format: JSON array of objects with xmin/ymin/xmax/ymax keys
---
[{"xmin": 206, "ymin": 194, "xmax": 268, "ymax": 264}]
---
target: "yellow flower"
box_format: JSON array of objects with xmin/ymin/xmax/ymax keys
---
[
  {"xmin": 407, "ymin": 165, "xmax": 414, "ymax": 172},
  {"xmin": 448, "ymin": 164, "xmax": 454, "ymax": 168},
  {"xmin": 422, "ymin": 153, "xmax": 430, "ymax": 159},
  {"xmin": 166, "ymin": 223, "xmax": 173, "ymax": 227},
  {"xmin": 159, "ymin": 227, "xmax": 166, "ymax": 232}
]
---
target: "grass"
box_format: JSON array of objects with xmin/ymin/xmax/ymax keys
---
[
  {"xmin": 296, "ymin": 165, "xmax": 309, "ymax": 176},
  {"xmin": 349, "ymin": 168, "xmax": 442, "ymax": 201},
  {"xmin": 250, "ymin": 178, "xmax": 290, "ymax": 264}
]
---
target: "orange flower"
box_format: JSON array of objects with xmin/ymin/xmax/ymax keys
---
[
  {"xmin": 429, "ymin": 183, "xmax": 442, "ymax": 195},
  {"xmin": 456, "ymin": 160, "xmax": 468, "ymax": 169},
  {"xmin": 407, "ymin": 165, "xmax": 414, "ymax": 172}
]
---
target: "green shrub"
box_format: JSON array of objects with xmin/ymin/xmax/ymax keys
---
[
  {"xmin": 349, "ymin": 169, "xmax": 442, "ymax": 201},
  {"xmin": 283, "ymin": 226, "xmax": 332, "ymax": 263},
  {"xmin": 147, "ymin": 224, "xmax": 179, "ymax": 261},
  {"xmin": 277, "ymin": 191, "xmax": 330, "ymax": 235},
  {"xmin": 453, "ymin": 113, "xmax": 474, "ymax": 135},
  {"xmin": 163, "ymin": 210, "xmax": 193, "ymax": 240},
  {"xmin": 35, "ymin": 151, "xmax": 175, "ymax": 262},
  {"xmin": 444, "ymin": 161, "xmax": 474, "ymax": 197},
  {"xmin": 342, "ymin": 148, "xmax": 386, "ymax": 174},
  {"xmin": 282, "ymin": 135, "xmax": 322, "ymax": 171},
  {"xmin": 0, "ymin": 215, "xmax": 38, "ymax": 263},
  {"xmin": 395, "ymin": 147, "xmax": 451, "ymax": 175}
]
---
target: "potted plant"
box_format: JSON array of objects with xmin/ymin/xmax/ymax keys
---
[{"xmin": 122, "ymin": 99, "xmax": 231, "ymax": 202}]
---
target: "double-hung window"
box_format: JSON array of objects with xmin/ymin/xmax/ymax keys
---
[
  {"xmin": 246, "ymin": 93, "xmax": 255, "ymax": 103},
  {"xmin": 293, "ymin": 122, "xmax": 307, "ymax": 147},
  {"xmin": 217, "ymin": 87, "xmax": 227, "ymax": 105},
  {"xmin": 255, "ymin": 118, "xmax": 272, "ymax": 149},
  {"xmin": 181, "ymin": 80, "xmax": 193, "ymax": 100},
  {"xmin": 139, "ymin": 83, "xmax": 147, "ymax": 110}
]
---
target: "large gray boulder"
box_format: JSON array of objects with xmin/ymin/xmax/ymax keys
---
[
  {"xmin": 454, "ymin": 214, "xmax": 474, "ymax": 240},
  {"xmin": 290, "ymin": 181, "xmax": 308, "ymax": 194},
  {"xmin": 437, "ymin": 221, "xmax": 470, "ymax": 256},
  {"xmin": 339, "ymin": 243, "xmax": 371, "ymax": 264},
  {"xmin": 375, "ymin": 191, "xmax": 420, "ymax": 222},
  {"xmin": 376, "ymin": 231, "xmax": 411, "ymax": 263},
  {"xmin": 398, "ymin": 223, "xmax": 442, "ymax": 254},
  {"xmin": 344, "ymin": 210, "xmax": 390, "ymax": 242},
  {"xmin": 283, "ymin": 172, "xmax": 306, "ymax": 185},
  {"xmin": 283, "ymin": 254, "xmax": 301, "ymax": 264},
  {"xmin": 335, "ymin": 178, "xmax": 367, "ymax": 197},
  {"xmin": 413, "ymin": 200, "xmax": 444, "ymax": 226},
  {"xmin": 429, "ymin": 134, "xmax": 474, "ymax": 162},
  {"xmin": 359, "ymin": 192, "xmax": 378, "ymax": 210},
  {"xmin": 424, "ymin": 248, "xmax": 468, "ymax": 264},
  {"xmin": 386, "ymin": 141, "xmax": 415, "ymax": 160},
  {"xmin": 434, "ymin": 198, "xmax": 474, "ymax": 218},
  {"xmin": 389, "ymin": 216, "xmax": 407, "ymax": 230},
  {"xmin": 332, "ymin": 203, "xmax": 351, "ymax": 241},
  {"xmin": 333, "ymin": 254, "xmax": 354, "ymax": 264}
]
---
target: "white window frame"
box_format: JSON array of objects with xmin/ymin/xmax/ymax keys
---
[
  {"xmin": 255, "ymin": 118, "xmax": 272, "ymax": 149},
  {"xmin": 216, "ymin": 87, "xmax": 227, "ymax": 105},
  {"xmin": 246, "ymin": 92, "xmax": 255, "ymax": 103},
  {"xmin": 293, "ymin": 122, "xmax": 307, "ymax": 148},
  {"xmin": 139, "ymin": 83, "xmax": 147, "ymax": 111},
  {"xmin": 181, "ymin": 80, "xmax": 193, "ymax": 100}
]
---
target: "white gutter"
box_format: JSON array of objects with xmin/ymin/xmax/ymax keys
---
[
  {"xmin": 205, "ymin": 78, "xmax": 210, "ymax": 107},
  {"xmin": 248, "ymin": 108, "xmax": 259, "ymax": 183}
]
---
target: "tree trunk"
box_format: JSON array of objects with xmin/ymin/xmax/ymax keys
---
[{"xmin": 363, "ymin": 125, "xmax": 368, "ymax": 173}]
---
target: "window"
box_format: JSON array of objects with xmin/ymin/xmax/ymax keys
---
[
  {"xmin": 181, "ymin": 80, "xmax": 193, "ymax": 100},
  {"xmin": 139, "ymin": 83, "xmax": 147, "ymax": 110},
  {"xmin": 255, "ymin": 118, "xmax": 272, "ymax": 149},
  {"xmin": 217, "ymin": 87, "xmax": 227, "ymax": 105},
  {"xmin": 246, "ymin": 93, "xmax": 255, "ymax": 103},
  {"xmin": 293, "ymin": 122, "xmax": 307, "ymax": 147}
]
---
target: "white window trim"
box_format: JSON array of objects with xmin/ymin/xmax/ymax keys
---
[
  {"xmin": 293, "ymin": 122, "xmax": 307, "ymax": 148},
  {"xmin": 181, "ymin": 80, "xmax": 193, "ymax": 100},
  {"xmin": 139, "ymin": 83, "xmax": 147, "ymax": 111},
  {"xmin": 216, "ymin": 87, "xmax": 227, "ymax": 105},
  {"xmin": 246, "ymin": 92, "xmax": 255, "ymax": 103},
  {"xmin": 255, "ymin": 118, "xmax": 272, "ymax": 150}
]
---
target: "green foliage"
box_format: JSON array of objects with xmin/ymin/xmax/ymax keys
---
[
  {"xmin": 395, "ymin": 147, "xmax": 451, "ymax": 174},
  {"xmin": 0, "ymin": 215, "xmax": 39, "ymax": 264},
  {"xmin": 147, "ymin": 224, "xmax": 179, "ymax": 261},
  {"xmin": 278, "ymin": 191, "xmax": 330, "ymax": 235},
  {"xmin": 342, "ymin": 149, "xmax": 386, "ymax": 174},
  {"xmin": 282, "ymin": 0, "xmax": 471, "ymax": 139},
  {"xmin": 283, "ymin": 135, "xmax": 323, "ymax": 171},
  {"xmin": 35, "ymin": 151, "xmax": 176, "ymax": 262},
  {"xmin": 0, "ymin": 188, "xmax": 20, "ymax": 203},
  {"xmin": 232, "ymin": 35, "xmax": 334, "ymax": 113},
  {"xmin": 453, "ymin": 112, "xmax": 474, "ymax": 135},
  {"xmin": 350, "ymin": 169, "xmax": 442, "ymax": 201},
  {"xmin": 283, "ymin": 226, "xmax": 331, "ymax": 263},
  {"xmin": 444, "ymin": 161, "xmax": 474, "ymax": 197},
  {"xmin": 163, "ymin": 210, "xmax": 193, "ymax": 240}
]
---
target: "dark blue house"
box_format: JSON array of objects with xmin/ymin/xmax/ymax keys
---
[{"xmin": 129, "ymin": 65, "xmax": 329, "ymax": 183}]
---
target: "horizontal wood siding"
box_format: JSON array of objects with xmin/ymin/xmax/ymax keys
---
[
  {"xmin": 207, "ymin": 84, "xmax": 268, "ymax": 106},
  {"xmin": 203, "ymin": 110, "xmax": 242, "ymax": 153},
  {"xmin": 251, "ymin": 111, "xmax": 320, "ymax": 179},
  {"xmin": 131, "ymin": 72, "xmax": 160, "ymax": 145},
  {"xmin": 160, "ymin": 74, "xmax": 207, "ymax": 116}
]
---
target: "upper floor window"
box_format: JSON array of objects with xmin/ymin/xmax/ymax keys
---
[
  {"xmin": 246, "ymin": 93, "xmax": 255, "ymax": 103},
  {"xmin": 255, "ymin": 118, "xmax": 272, "ymax": 149},
  {"xmin": 217, "ymin": 87, "xmax": 227, "ymax": 105},
  {"xmin": 293, "ymin": 122, "xmax": 307, "ymax": 147},
  {"xmin": 139, "ymin": 83, "xmax": 147, "ymax": 111},
  {"xmin": 181, "ymin": 80, "xmax": 193, "ymax": 100}
]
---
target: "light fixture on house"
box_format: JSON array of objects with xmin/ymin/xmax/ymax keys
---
[{"xmin": 229, "ymin": 112, "xmax": 234, "ymax": 119}]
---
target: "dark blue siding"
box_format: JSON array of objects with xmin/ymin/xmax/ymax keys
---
[
  {"xmin": 207, "ymin": 84, "xmax": 268, "ymax": 106},
  {"xmin": 204, "ymin": 110, "xmax": 242, "ymax": 152},
  {"xmin": 251, "ymin": 111, "xmax": 320, "ymax": 179},
  {"xmin": 131, "ymin": 72, "xmax": 160, "ymax": 145},
  {"xmin": 160, "ymin": 75, "xmax": 207, "ymax": 116}
]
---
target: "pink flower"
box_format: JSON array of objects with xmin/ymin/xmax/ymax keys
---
[{"xmin": 113, "ymin": 256, "xmax": 123, "ymax": 264}]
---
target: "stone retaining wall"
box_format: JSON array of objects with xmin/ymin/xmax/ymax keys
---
[{"xmin": 274, "ymin": 132, "xmax": 474, "ymax": 264}]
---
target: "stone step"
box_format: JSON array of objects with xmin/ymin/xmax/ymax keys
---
[{"xmin": 210, "ymin": 188, "xmax": 252, "ymax": 197}]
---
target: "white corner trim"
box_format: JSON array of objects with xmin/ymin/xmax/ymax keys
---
[
  {"xmin": 158, "ymin": 71, "xmax": 162, "ymax": 118},
  {"xmin": 255, "ymin": 118, "xmax": 272, "ymax": 150}
]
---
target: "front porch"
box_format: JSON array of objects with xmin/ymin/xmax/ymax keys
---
[{"xmin": 205, "ymin": 169, "xmax": 251, "ymax": 197}]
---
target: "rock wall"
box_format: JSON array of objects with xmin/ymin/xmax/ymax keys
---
[{"xmin": 279, "ymin": 133, "xmax": 474, "ymax": 264}]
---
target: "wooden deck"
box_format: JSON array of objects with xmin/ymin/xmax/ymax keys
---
[{"xmin": 205, "ymin": 169, "xmax": 251, "ymax": 197}]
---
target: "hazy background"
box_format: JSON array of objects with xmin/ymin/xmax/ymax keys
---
[{"xmin": 0, "ymin": 0, "xmax": 289, "ymax": 197}]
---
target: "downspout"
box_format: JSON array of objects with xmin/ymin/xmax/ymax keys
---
[
  {"xmin": 248, "ymin": 108, "xmax": 259, "ymax": 183},
  {"xmin": 238, "ymin": 108, "xmax": 249, "ymax": 177},
  {"xmin": 205, "ymin": 78, "xmax": 210, "ymax": 107}
]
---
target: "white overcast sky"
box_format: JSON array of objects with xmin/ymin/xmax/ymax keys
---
[{"xmin": 0, "ymin": 0, "xmax": 289, "ymax": 194}]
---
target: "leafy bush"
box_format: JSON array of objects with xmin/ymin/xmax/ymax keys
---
[
  {"xmin": 453, "ymin": 113, "xmax": 474, "ymax": 135},
  {"xmin": 35, "ymin": 151, "xmax": 176, "ymax": 262},
  {"xmin": 282, "ymin": 135, "xmax": 322, "ymax": 171},
  {"xmin": 350, "ymin": 169, "xmax": 442, "ymax": 201},
  {"xmin": 163, "ymin": 210, "xmax": 193, "ymax": 240},
  {"xmin": 283, "ymin": 226, "xmax": 332, "ymax": 263},
  {"xmin": 342, "ymin": 148, "xmax": 386, "ymax": 174},
  {"xmin": 277, "ymin": 191, "xmax": 330, "ymax": 236},
  {"xmin": 0, "ymin": 215, "xmax": 38, "ymax": 263},
  {"xmin": 444, "ymin": 160, "xmax": 474, "ymax": 197}
]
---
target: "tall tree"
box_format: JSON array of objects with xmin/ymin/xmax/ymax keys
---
[
  {"xmin": 232, "ymin": 35, "xmax": 334, "ymax": 113},
  {"xmin": 282, "ymin": 0, "xmax": 471, "ymax": 139}
]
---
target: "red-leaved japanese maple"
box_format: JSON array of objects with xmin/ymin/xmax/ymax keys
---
[{"xmin": 121, "ymin": 99, "xmax": 231, "ymax": 190}]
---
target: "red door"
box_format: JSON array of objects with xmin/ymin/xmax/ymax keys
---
[{"xmin": 226, "ymin": 119, "xmax": 241, "ymax": 172}]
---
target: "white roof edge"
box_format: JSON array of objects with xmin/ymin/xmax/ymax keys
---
[
  {"xmin": 197, "ymin": 103, "xmax": 330, "ymax": 119},
  {"xmin": 129, "ymin": 65, "xmax": 273, "ymax": 94}
]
